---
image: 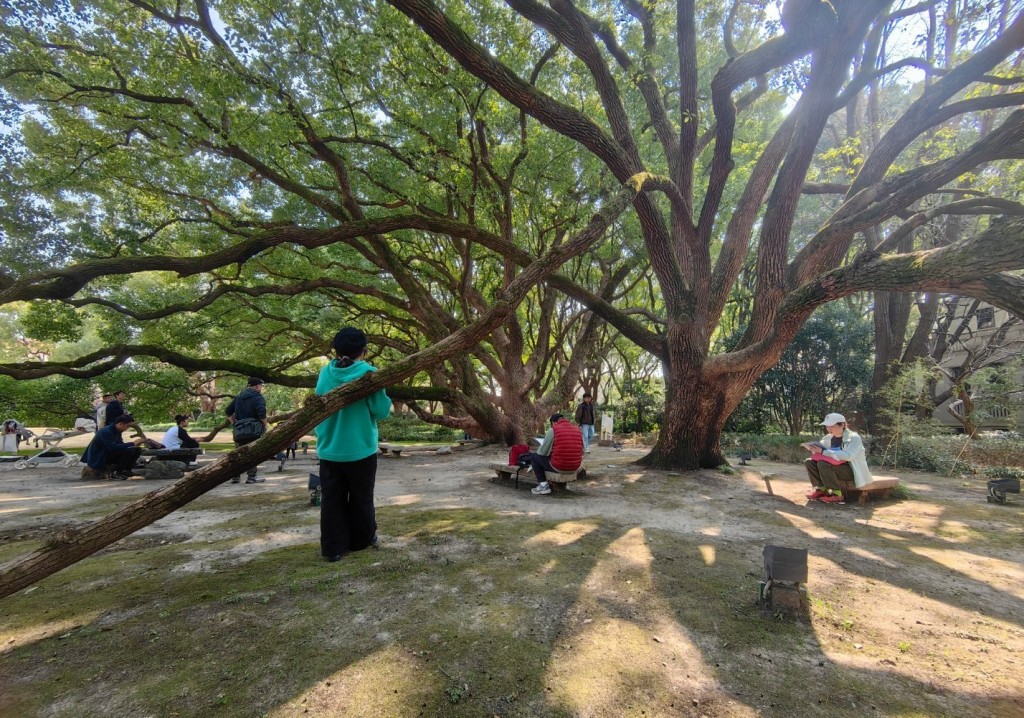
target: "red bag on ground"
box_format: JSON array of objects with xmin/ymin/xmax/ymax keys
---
[{"xmin": 508, "ymin": 444, "xmax": 530, "ymax": 467}]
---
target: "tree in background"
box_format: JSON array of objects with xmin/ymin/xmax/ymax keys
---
[
  {"xmin": 0, "ymin": 0, "xmax": 659, "ymax": 443},
  {"xmin": 730, "ymin": 303, "xmax": 872, "ymax": 435}
]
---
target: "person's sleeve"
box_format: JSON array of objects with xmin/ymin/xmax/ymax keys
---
[
  {"xmin": 574, "ymin": 404, "xmax": 583, "ymax": 423},
  {"xmin": 367, "ymin": 389, "xmax": 392, "ymax": 421},
  {"xmin": 314, "ymin": 367, "xmax": 330, "ymax": 396},
  {"xmin": 256, "ymin": 395, "xmax": 267, "ymax": 420},
  {"xmin": 825, "ymin": 434, "xmax": 862, "ymax": 462},
  {"xmin": 225, "ymin": 397, "xmax": 236, "ymax": 417},
  {"xmin": 100, "ymin": 430, "xmax": 133, "ymax": 452},
  {"xmin": 537, "ymin": 428, "xmax": 555, "ymax": 456}
]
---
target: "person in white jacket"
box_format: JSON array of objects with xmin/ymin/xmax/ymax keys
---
[{"xmin": 804, "ymin": 412, "xmax": 873, "ymax": 503}]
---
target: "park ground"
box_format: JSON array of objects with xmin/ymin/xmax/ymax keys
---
[{"xmin": 0, "ymin": 443, "xmax": 1021, "ymax": 718}]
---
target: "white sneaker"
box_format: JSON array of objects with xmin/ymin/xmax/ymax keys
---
[
  {"xmin": 585, "ymin": 448, "xmax": 591, "ymax": 453},
  {"xmin": 532, "ymin": 482, "xmax": 551, "ymax": 495}
]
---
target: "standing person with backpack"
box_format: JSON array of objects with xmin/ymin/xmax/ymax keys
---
[
  {"xmin": 226, "ymin": 377, "xmax": 268, "ymax": 484},
  {"xmin": 314, "ymin": 327, "xmax": 392, "ymax": 562}
]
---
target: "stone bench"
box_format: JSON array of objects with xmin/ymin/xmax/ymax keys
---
[
  {"xmin": 378, "ymin": 443, "xmax": 453, "ymax": 457},
  {"xmin": 489, "ymin": 462, "xmax": 585, "ymax": 490},
  {"xmin": 844, "ymin": 476, "xmax": 900, "ymax": 504}
]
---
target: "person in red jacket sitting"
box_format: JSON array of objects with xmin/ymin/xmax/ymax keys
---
[{"xmin": 530, "ymin": 413, "xmax": 584, "ymax": 496}]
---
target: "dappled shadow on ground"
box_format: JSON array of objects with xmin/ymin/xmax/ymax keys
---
[{"xmin": 0, "ymin": 452, "xmax": 1022, "ymax": 717}]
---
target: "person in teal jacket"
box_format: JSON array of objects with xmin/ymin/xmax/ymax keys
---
[{"xmin": 315, "ymin": 327, "xmax": 392, "ymax": 561}]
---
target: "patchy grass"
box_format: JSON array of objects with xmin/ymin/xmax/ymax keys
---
[{"xmin": 1, "ymin": 468, "xmax": 1022, "ymax": 717}]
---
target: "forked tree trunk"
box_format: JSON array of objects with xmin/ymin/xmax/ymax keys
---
[{"xmin": 639, "ymin": 373, "xmax": 738, "ymax": 469}]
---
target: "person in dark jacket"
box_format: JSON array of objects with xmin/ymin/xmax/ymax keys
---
[
  {"xmin": 226, "ymin": 377, "xmax": 268, "ymax": 484},
  {"xmin": 104, "ymin": 391, "xmax": 127, "ymax": 426},
  {"xmin": 529, "ymin": 413, "xmax": 585, "ymax": 496},
  {"xmin": 315, "ymin": 327, "xmax": 392, "ymax": 562},
  {"xmin": 81, "ymin": 414, "xmax": 144, "ymax": 480},
  {"xmin": 574, "ymin": 393, "xmax": 596, "ymax": 453}
]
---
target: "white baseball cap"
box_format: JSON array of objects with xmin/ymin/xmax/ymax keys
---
[{"xmin": 820, "ymin": 413, "xmax": 846, "ymax": 426}]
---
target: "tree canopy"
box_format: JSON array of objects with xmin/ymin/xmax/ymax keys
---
[{"xmin": 2, "ymin": 0, "xmax": 1024, "ymax": 464}]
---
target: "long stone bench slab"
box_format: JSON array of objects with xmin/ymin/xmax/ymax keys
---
[
  {"xmin": 844, "ymin": 476, "xmax": 900, "ymax": 504},
  {"xmin": 488, "ymin": 462, "xmax": 585, "ymax": 490}
]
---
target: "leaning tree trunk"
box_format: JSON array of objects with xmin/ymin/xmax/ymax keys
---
[{"xmin": 0, "ymin": 174, "xmax": 644, "ymax": 599}]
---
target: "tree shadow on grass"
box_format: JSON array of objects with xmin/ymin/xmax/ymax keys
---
[{"xmin": 1, "ymin": 502, "xmax": 1021, "ymax": 717}]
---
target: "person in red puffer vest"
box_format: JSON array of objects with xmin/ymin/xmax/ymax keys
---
[{"xmin": 529, "ymin": 413, "xmax": 584, "ymax": 496}]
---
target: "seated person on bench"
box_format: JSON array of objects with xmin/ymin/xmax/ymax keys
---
[
  {"xmin": 162, "ymin": 414, "xmax": 200, "ymax": 450},
  {"xmin": 527, "ymin": 413, "xmax": 584, "ymax": 497},
  {"xmin": 81, "ymin": 414, "xmax": 145, "ymax": 480},
  {"xmin": 803, "ymin": 412, "xmax": 872, "ymax": 503}
]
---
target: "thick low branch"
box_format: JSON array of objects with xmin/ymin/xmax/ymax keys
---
[
  {"xmin": 67, "ymin": 278, "xmax": 409, "ymax": 320},
  {"xmin": 711, "ymin": 217, "xmax": 1024, "ymax": 375}
]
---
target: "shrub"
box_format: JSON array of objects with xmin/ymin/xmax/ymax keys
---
[
  {"xmin": 876, "ymin": 435, "xmax": 967, "ymax": 475},
  {"xmin": 722, "ymin": 433, "xmax": 814, "ymax": 464},
  {"xmin": 378, "ymin": 414, "xmax": 461, "ymax": 443},
  {"xmin": 724, "ymin": 430, "xmax": 1024, "ymax": 477}
]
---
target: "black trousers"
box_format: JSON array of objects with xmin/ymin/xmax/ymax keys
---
[
  {"xmin": 107, "ymin": 447, "xmax": 142, "ymax": 473},
  {"xmin": 527, "ymin": 452, "xmax": 556, "ymax": 483},
  {"xmin": 805, "ymin": 458, "xmax": 855, "ymax": 492},
  {"xmin": 319, "ymin": 454, "xmax": 378, "ymax": 558},
  {"xmin": 232, "ymin": 435, "xmax": 260, "ymax": 480}
]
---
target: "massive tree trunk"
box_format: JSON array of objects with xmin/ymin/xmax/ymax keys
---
[{"xmin": 639, "ymin": 372, "xmax": 733, "ymax": 469}]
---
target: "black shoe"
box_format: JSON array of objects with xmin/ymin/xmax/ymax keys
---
[
  {"xmin": 245, "ymin": 476, "xmax": 265, "ymax": 484},
  {"xmin": 111, "ymin": 472, "xmax": 131, "ymax": 481},
  {"xmin": 325, "ymin": 554, "xmax": 345, "ymax": 562},
  {"xmin": 370, "ymin": 534, "xmax": 379, "ymax": 547},
  {"xmin": 230, "ymin": 477, "xmax": 240, "ymax": 483}
]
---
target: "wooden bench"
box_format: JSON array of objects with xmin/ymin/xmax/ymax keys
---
[
  {"xmin": 844, "ymin": 476, "xmax": 900, "ymax": 504},
  {"xmin": 489, "ymin": 462, "xmax": 586, "ymax": 490}
]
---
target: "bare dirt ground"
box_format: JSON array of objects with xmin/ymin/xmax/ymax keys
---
[{"xmin": 1, "ymin": 443, "xmax": 1022, "ymax": 717}]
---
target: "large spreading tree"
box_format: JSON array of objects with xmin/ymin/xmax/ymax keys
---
[
  {"xmin": 3, "ymin": 0, "xmax": 1024, "ymax": 597},
  {"xmin": 383, "ymin": 0, "xmax": 1024, "ymax": 468},
  {"xmin": 3, "ymin": 0, "xmax": 1024, "ymax": 468}
]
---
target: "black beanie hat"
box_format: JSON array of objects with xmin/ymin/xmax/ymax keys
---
[
  {"xmin": 247, "ymin": 377, "xmax": 265, "ymax": 386},
  {"xmin": 332, "ymin": 327, "xmax": 368, "ymax": 356}
]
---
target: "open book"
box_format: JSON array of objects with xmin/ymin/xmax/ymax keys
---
[{"xmin": 800, "ymin": 441, "xmax": 827, "ymax": 451}]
